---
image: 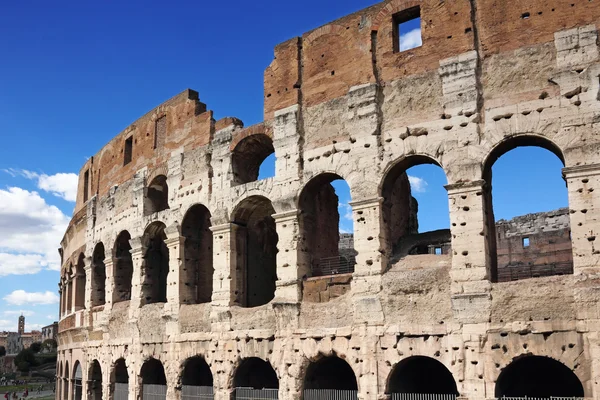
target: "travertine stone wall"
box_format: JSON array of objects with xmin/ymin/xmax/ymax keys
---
[{"xmin": 57, "ymin": 1, "xmax": 600, "ymax": 400}]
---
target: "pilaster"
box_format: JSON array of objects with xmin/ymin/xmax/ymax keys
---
[
  {"xmin": 273, "ymin": 209, "xmax": 304, "ymax": 303},
  {"xmin": 129, "ymin": 237, "xmax": 145, "ymax": 314}
]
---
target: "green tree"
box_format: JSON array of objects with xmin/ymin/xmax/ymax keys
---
[
  {"xmin": 42, "ymin": 339, "xmax": 57, "ymax": 352},
  {"xmin": 29, "ymin": 341, "xmax": 42, "ymax": 353},
  {"xmin": 14, "ymin": 348, "xmax": 37, "ymax": 372}
]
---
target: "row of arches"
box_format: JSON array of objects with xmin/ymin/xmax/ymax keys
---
[
  {"xmin": 56, "ymin": 354, "xmax": 584, "ymax": 400},
  {"xmin": 61, "ymin": 135, "xmax": 573, "ymax": 315}
]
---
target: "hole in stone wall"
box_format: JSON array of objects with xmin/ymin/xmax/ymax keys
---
[
  {"xmin": 124, "ymin": 136, "xmax": 133, "ymax": 166},
  {"xmin": 91, "ymin": 242, "xmax": 106, "ymax": 307},
  {"xmin": 232, "ymin": 196, "xmax": 278, "ymax": 308},
  {"xmin": 74, "ymin": 253, "xmax": 86, "ymax": 311},
  {"xmin": 145, "ymin": 175, "xmax": 169, "ymax": 215},
  {"xmin": 393, "ymin": 6, "xmax": 422, "ymax": 52},
  {"xmin": 182, "ymin": 204, "xmax": 214, "ymax": 305},
  {"xmin": 483, "ymin": 139, "xmax": 571, "ymax": 283},
  {"xmin": 232, "ymin": 134, "xmax": 275, "ymax": 184},
  {"xmin": 113, "ymin": 231, "xmax": 133, "ymax": 303},
  {"xmin": 141, "ymin": 222, "xmax": 169, "ymax": 305}
]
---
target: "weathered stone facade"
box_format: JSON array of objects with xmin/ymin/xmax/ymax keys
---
[{"xmin": 57, "ymin": 1, "xmax": 600, "ymax": 400}]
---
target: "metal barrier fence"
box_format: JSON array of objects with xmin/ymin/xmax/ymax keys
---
[
  {"xmin": 143, "ymin": 384, "xmax": 167, "ymax": 400},
  {"xmin": 114, "ymin": 383, "xmax": 129, "ymax": 400},
  {"xmin": 497, "ymin": 397, "xmax": 585, "ymax": 400},
  {"xmin": 313, "ymin": 256, "xmax": 356, "ymax": 276},
  {"xmin": 235, "ymin": 387, "xmax": 279, "ymax": 400},
  {"xmin": 182, "ymin": 385, "xmax": 215, "ymax": 400},
  {"xmin": 304, "ymin": 389, "xmax": 358, "ymax": 400},
  {"xmin": 391, "ymin": 394, "xmax": 456, "ymax": 400}
]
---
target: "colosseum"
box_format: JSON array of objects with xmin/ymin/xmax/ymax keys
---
[{"xmin": 56, "ymin": 0, "xmax": 600, "ymax": 399}]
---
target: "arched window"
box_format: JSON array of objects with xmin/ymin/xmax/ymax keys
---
[
  {"xmin": 145, "ymin": 175, "xmax": 169, "ymax": 215},
  {"xmin": 57, "ymin": 361, "xmax": 63, "ymax": 400},
  {"xmin": 64, "ymin": 361, "xmax": 70, "ymax": 400},
  {"xmin": 66, "ymin": 267, "xmax": 74, "ymax": 314},
  {"xmin": 182, "ymin": 205, "xmax": 213, "ymax": 304},
  {"xmin": 181, "ymin": 356, "xmax": 214, "ymax": 399},
  {"xmin": 74, "ymin": 254, "xmax": 86, "ymax": 311},
  {"xmin": 381, "ymin": 157, "xmax": 449, "ymax": 259},
  {"xmin": 72, "ymin": 361, "xmax": 83, "ymax": 400},
  {"xmin": 113, "ymin": 358, "xmax": 129, "ymax": 400},
  {"xmin": 89, "ymin": 360, "xmax": 102, "ymax": 400},
  {"xmin": 483, "ymin": 138, "xmax": 571, "ymax": 282},
  {"xmin": 232, "ymin": 134, "xmax": 275, "ymax": 184},
  {"xmin": 232, "ymin": 196, "xmax": 278, "ymax": 308},
  {"xmin": 299, "ymin": 174, "xmax": 356, "ymax": 278},
  {"xmin": 140, "ymin": 358, "xmax": 167, "ymax": 400},
  {"xmin": 387, "ymin": 356, "xmax": 457, "ymax": 397},
  {"xmin": 304, "ymin": 356, "xmax": 357, "ymax": 399},
  {"xmin": 113, "ymin": 231, "xmax": 133, "ymax": 303},
  {"xmin": 495, "ymin": 356, "xmax": 583, "ymax": 398},
  {"xmin": 234, "ymin": 358, "xmax": 278, "ymax": 400},
  {"xmin": 91, "ymin": 243, "xmax": 106, "ymax": 307},
  {"xmin": 141, "ymin": 222, "xmax": 169, "ymax": 305}
]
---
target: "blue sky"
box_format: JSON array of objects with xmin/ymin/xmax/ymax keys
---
[{"xmin": 0, "ymin": 1, "xmax": 567, "ymax": 332}]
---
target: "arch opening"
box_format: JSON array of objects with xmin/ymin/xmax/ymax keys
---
[
  {"xmin": 113, "ymin": 231, "xmax": 133, "ymax": 303},
  {"xmin": 299, "ymin": 175, "xmax": 356, "ymax": 278},
  {"xmin": 232, "ymin": 134, "xmax": 275, "ymax": 184},
  {"xmin": 113, "ymin": 358, "xmax": 129, "ymax": 400},
  {"xmin": 92, "ymin": 243, "xmax": 106, "ymax": 307},
  {"xmin": 483, "ymin": 139, "xmax": 571, "ymax": 283},
  {"xmin": 74, "ymin": 254, "xmax": 86, "ymax": 311},
  {"xmin": 66, "ymin": 266, "xmax": 74, "ymax": 314},
  {"xmin": 145, "ymin": 175, "xmax": 169, "ymax": 215},
  {"xmin": 140, "ymin": 358, "xmax": 167, "ymax": 400},
  {"xmin": 72, "ymin": 361, "xmax": 83, "ymax": 400},
  {"xmin": 64, "ymin": 361, "xmax": 70, "ymax": 400},
  {"xmin": 381, "ymin": 157, "xmax": 449, "ymax": 260},
  {"xmin": 387, "ymin": 356, "xmax": 458, "ymax": 396},
  {"xmin": 232, "ymin": 196, "xmax": 278, "ymax": 308},
  {"xmin": 495, "ymin": 356, "xmax": 583, "ymax": 398},
  {"xmin": 303, "ymin": 356, "xmax": 357, "ymax": 400},
  {"xmin": 181, "ymin": 356, "xmax": 214, "ymax": 399},
  {"xmin": 57, "ymin": 361, "xmax": 63, "ymax": 400},
  {"xmin": 233, "ymin": 357, "xmax": 278, "ymax": 400},
  {"xmin": 182, "ymin": 205, "xmax": 214, "ymax": 304},
  {"xmin": 89, "ymin": 360, "xmax": 102, "ymax": 400},
  {"xmin": 141, "ymin": 223, "xmax": 169, "ymax": 305}
]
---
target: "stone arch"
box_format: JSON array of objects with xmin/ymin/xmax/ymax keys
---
[
  {"xmin": 91, "ymin": 242, "xmax": 106, "ymax": 307},
  {"xmin": 111, "ymin": 358, "xmax": 129, "ymax": 400},
  {"xmin": 231, "ymin": 133, "xmax": 275, "ymax": 184},
  {"xmin": 141, "ymin": 222, "xmax": 169, "ymax": 305},
  {"xmin": 233, "ymin": 357, "xmax": 279, "ymax": 390},
  {"xmin": 495, "ymin": 355, "xmax": 584, "ymax": 398},
  {"xmin": 74, "ymin": 254, "xmax": 86, "ymax": 311},
  {"xmin": 72, "ymin": 360, "xmax": 83, "ymax": 400},
  {"xmin": 140, "ymin": 358, "xmax": 167, "ymax": 400},
  {"xmin": 481, "ymin": 134, "xmax": 570, "ymax": 282},
  {"xmin": 231, "ymin": 195, "xmax": 278, "ymax": 307},
  {"xmin": 145, "ymin": 174, "xmax": 169, "ymax": 215},
  {"xmin": 379, "ymin": 154, "xmax": 449, "ymax": 258},
  {"xmin": 298, "ymin": 173, "xmax": 356, "ymax": 279},
  {"xmin": 180, "ymin": 356, "xmax": 214, "ymax": 398},
  {"xmin": 181, "ymin": 204, "xmax": 214, "ymax": 304},
  {"xmin": 57, "ymin": 360, "xmax": 63, "ymax": 400},
  {"xmin": 64, "ymin": 360, "xmax": 70, "ymax": 400},
  {"xmin": 88, "ymin": 359, "xmax": 103, "ymax": 400},
  {"xmin": 386, "ymin": 356, "xmax": 458, "ymax": 395},
  {"xmin": 303, "ymin": 355, "xmax": 358, "ymax": 393},
  {"xmin": 113, "ymin": 231, "xmax": 133, "ymax": 303}
]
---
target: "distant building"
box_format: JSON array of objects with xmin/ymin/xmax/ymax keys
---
[
  {"xmin": 0, "ymin": 315, "xmax": 44, "ymax": 355},
  {"xmin": 41, "ymin": 322, "xmax": 58, "ymax": 342}
]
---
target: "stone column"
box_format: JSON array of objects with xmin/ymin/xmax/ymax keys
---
[
  {"xmin": 83, "ymin": 256, "xmax": 93, "ymax": 311},
  {"xmin": 446, "ymin": 180, "xmax": 492, "ymax": 324},
  {"xmin": 58, "ymin": 285, "xmax": 63, "ymax": 318},
  {"xmin": 210, "ymin": 223, "xmax": 238, "ymax": 331},
  {"xmin": 164, "ymin": 224, "xmax": 184, "ymax": 316},
  {"xmin": 129, "ymin": 237, "xmax": 145, "ymax": 313},
  {"xmin": 67, "ymin": 277, "xmax": 74, "ymax": 314},
  {"xmin": 273, "ymin": 105, "xmax": 302, "ymax": 182},
  {"xmin": 349, "ymin": 197, "xmax": 386, "ymax": 325},
  {"xmin": 273, "ymin": 210, "xmax": 305, "ymax": 303},
  {"xmin": 103, "ymin": 257, "xmax": 115, "ymax": 313}
]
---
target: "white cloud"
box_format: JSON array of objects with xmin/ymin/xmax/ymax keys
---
[
  {"xmin": 400, "ymin": 28, "xmax": 422, "ymax": 51},
  {"xmin": 47, "ymin": 315, "xmax": 56, "ymax": 320},
  {"xmin": 3, "ymin": 310, "xmax": 34, "ymax": 317},
  {"xmin": 0, "ymin": 319, "xmax": 16, "ymax": 332},
  {"xmin": 0, "ymin": 187, "xmax": 69, "ymax": 273},
  {"xmin": 4, "ymin": 290, "xmax": 59, "ymax": 306},
  {"xmin": 4, "ymin": 169, "xmax": 78, "ymax": 202},
  {"xmin": 408, "ymin": 175, "xmax": 428, "ymax": 193}
]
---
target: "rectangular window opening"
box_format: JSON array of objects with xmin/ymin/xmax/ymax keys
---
[
  {"xmin": 393, "ymin": 6, "xmax": 422, "ymax": 53},
  {"xmin": 83, "ymin": 170, "xmax": 89, "ymax": 203},
  {"xmin": 124, "ymin": 136, "xmax": 133, "ymax": 166},
  {"xmin": 522, "ymin": 237, "xmax": 530, "ymax": 248},
  {"xmin": 154, "ymin": 115, "xmax": 166, "ymax": 150},
  {"xmin": 435, "ymin": 247, "xmax": 442, "ymax": 255}
]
